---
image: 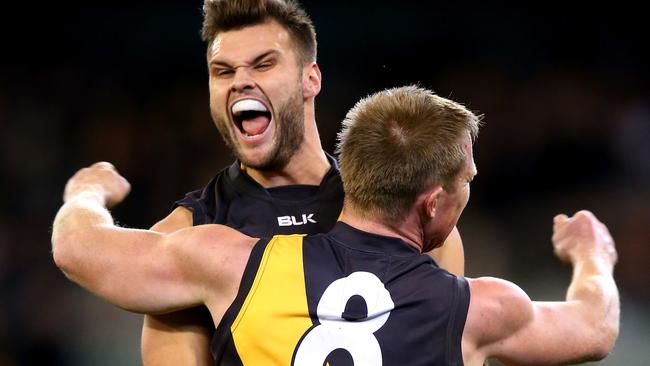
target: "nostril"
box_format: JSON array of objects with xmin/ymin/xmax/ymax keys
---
[
  {"xmin": 230, "ymin": 83, "xmax": 255, "ymax": 93},
  {"xmin": 230, "ymin": 70, "xmax": 256, "ymax": 91}
]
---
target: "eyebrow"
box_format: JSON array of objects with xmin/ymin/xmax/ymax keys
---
[{"xmin": 209, "ymin": 50, "xmax": 280, "ymax": 68}]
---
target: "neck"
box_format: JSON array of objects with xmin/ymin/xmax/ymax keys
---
[
  {"xmin": 243, "ymin": 103, "xmax": 330, "ymax": 188},
  {"xmin": 339, "ymin": 204, "xmax": 426, "ymax": 253}
]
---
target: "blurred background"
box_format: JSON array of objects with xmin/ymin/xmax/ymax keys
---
[{"xmin": 1, "ymin": 1, "xmax": 648, "ymax": 364}]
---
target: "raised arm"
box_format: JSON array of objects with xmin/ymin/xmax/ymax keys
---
[
  {"xmin": 142, "ymin": 207, "xmax": 216, "ymax": 366},
  {"xmin": 427, "ymin": 226, "xmax": 464, "ymax": 276},
  {"xmin": 52, "ymin": 162, "xmax": 253, "ymax": 316},
  {"xmin": 463, "ymin": 211, "xmax": 619, "ymax": 365}
]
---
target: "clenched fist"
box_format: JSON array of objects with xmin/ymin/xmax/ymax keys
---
[
  {"xmin": 63, "ymin": 162, "xmax": 131, "ymax": 208},
  {"xmin": 552, "ymin": 210, "xmax": 617, "ymax": 268}
]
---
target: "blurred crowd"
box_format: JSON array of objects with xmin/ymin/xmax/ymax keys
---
[{"xmin": 1, "ymin": 1, "xmax": 648, "ymax": 364}]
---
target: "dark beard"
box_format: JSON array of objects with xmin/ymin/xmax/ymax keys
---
[
  {"xmin": 214, "ymin": 88, "xmax": 305, "ymax": 171},
  {"xmin": 251, "ymin": 90, "xmax": 305, "ymax": 171}
]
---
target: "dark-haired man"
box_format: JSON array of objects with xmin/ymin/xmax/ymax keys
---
[
  {"xmin": 141, "ymin": 0, "xmax": 465, "ymax": 364},
  {"xmin": 53, "ymin": 86, "xmax": 619, "ymax": 365}
]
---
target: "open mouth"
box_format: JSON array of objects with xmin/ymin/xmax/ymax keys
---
[{"xmin": 231, "ymin": 99, "xmax": 272, "ymax": 137}]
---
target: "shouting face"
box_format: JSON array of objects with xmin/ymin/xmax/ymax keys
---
[{"xmin": 207, "ymin": 21, "xmax": 306, "ymax": 171}]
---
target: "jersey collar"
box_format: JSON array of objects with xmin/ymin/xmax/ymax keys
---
[{"xmin": 328, "ymin": 222, "xmax": 421, "ymax": 256}]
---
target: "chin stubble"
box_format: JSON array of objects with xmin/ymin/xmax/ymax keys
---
[{"xmin": 244, "ymin": 89, "xmax": 305, "ymax": 171}]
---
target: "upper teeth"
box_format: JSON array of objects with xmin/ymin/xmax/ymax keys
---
[{"xmin": 232, "ymin": 99, "xmax": 268, "ymax": 116}]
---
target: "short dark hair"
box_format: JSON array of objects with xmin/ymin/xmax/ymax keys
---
[
  {"xmin": 337, "ymin": 85, "xmax": 482, "ymax": 220},
  {"xmin": 202, "ymin": 0, "xmax": 317, "ymax": 65}
]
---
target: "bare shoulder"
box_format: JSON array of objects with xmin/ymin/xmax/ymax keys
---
[
  {"xmin": 157, "ymin": 224, "xmax": 259, "ymax": 315},
  {"xmin": 168, "ymin": 224, "xmax": 258, "ymax": 258},
  {"xmin": 151, "ymin": 206, "xmax": 193, "ymax": 233},
  {"xmin": 464, "ymin": 277, "xmax": 534, "ymax": 349},
  {"xmin": 166, "ymin": 224, "xmax": 258, "ymax": 282}
]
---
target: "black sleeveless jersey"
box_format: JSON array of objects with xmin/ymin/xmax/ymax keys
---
[
  {"xmin": 174, "ymin": 153, "xmax": 344, "ymax": 237},
  {"xmin": 212, "ymin": 222, "xmax": 470, "ymax": 365}
]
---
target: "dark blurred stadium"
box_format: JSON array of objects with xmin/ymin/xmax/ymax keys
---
[{"xmin": 1, "ymin": 1, "xmax": 648, "ymax": 364}]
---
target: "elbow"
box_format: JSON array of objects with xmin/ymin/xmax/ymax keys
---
[
  {"xmin": 594, "ymin": 295, "xmax": 621, "ymax": 360},
  {"xmin": 599, "ymin": 324, "xmax": 619, "ymax": 359},
  {"xmin": 589, "ymin": 342, "xmax": 613, "ymax": 361},
  {"xmin": 52, "ymin": 235, "xmax": 66, "ymax": 270},
  {"xmin": 572, "ymin": 277, "xmax": 620, "ymax": 361},
  {"xmin": 51, "ymin": 232, "xmax": 78, "ymax": 278},
  {"xmin": 587, "ymin": 320, "xmax": 619, "ymax": 361},
  {"xmin": 52, "ymin": 242, "xmax": 71, "ymax": 277}
]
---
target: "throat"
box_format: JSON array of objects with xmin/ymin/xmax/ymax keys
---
[{"xmin": 241, "ymin": 150, "xmax": 331, "ymax": 188}]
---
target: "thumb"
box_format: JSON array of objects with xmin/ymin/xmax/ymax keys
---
[{"xmin": 554, "ymin": 214, "xmax": 569, "ymax": 225}]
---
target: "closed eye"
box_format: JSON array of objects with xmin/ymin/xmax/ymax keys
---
[
  {"xmin": 215, "ymin": 68, "xmax": 234, "ymax": 77},
  {"xmin": 255, "ymin": 59, "xmax": 276, "ymax": 71}
]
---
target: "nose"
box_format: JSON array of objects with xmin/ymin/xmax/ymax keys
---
[{"xmin": 230, "ymin": 67, "xmax": 255, "ymax": 93}]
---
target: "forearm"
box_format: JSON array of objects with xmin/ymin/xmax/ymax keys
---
[
  {"xmin": 52, "ymin": 163, "xmax": 207, "ymax": 314},
  {"xmin": 476, "ymin": 274, "xmax": 618, "ymax": 365},
  {"xmin": 566, "ymin": 257, "xmax": 620, "ymax": 354},
  {"xmin": 52, "ymin": 192, "xmax": 187, "ymax": 313},
  {"xmin": 481, "ymin": 212, "xmax": 620, "ymax": 364},
  {"xmin": 52, "ymin": 191, "xmax": 114, "ymax": 279}
]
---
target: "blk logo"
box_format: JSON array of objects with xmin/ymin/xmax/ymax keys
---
[{"xmin": 277, "ymin": 214, "xmax": 317, "ymax": 227}]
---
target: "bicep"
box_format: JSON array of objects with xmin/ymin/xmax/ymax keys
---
[
  {"xmin": 140, "ymin": 226, "xmax": 254, "ymax": 366},
  {"xmin": 67, "ymin": 225, "xmax": 205, "ymax": 314},
  {"xmin": 492, "ymin": 300, "xmax": 603, "ymax": 365},
  {"xmin": 468, "ymin": 278, "xmax": 601, "ymax": 365},
  {"xmin": 427, "ymin": 226, "xmax": 464, "ymax": 276},
  {"xmin": 141, "ymin": 208, "xmax": 214, "ymax": 365}
]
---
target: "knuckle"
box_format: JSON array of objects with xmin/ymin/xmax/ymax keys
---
[
  {"xmin": 93, "ymin": 162, "xmax": 115, "ymax": 171},
  {"xmin": 579, "ymin": 210, "xmax": 597, "ymax": 220}
]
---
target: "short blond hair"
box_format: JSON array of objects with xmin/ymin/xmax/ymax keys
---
[{"xmin": 337, "ymin": 85, "xmax": 481, "ymax": 220}]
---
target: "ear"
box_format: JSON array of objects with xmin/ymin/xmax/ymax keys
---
[
  {"xmin": 303, "ymin": 62, "xmax": 322, "ymax": 99},
  {"xmin": 423, "ymin": 186, "xmax": 444, "ymax": 219}
]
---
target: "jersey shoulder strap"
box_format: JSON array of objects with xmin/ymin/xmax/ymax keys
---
[
  {"xmin": 211, "ymin": 234, "xmax": 311, "ymax": 365},
  {"xmin": 173, "ymin": 162, "xmax": 242, "ymax": 225}
]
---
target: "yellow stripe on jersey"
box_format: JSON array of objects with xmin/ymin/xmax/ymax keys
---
[{"xmin": 231, "ymin": 235, "xmax": 313, "ymax": 365}]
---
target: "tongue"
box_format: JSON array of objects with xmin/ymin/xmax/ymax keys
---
[{"xmin": 241, "ymin": 115, "xmax": 270, "ymax": 136}]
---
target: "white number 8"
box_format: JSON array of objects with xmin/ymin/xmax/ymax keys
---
[{"xmin": 293, "ymin": 271, "xmax": 395, "ymax": 365}]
